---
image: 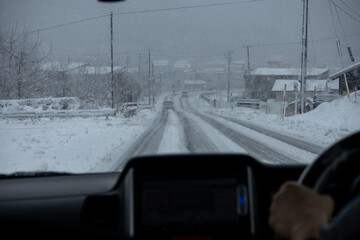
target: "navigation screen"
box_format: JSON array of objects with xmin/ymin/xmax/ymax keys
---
[{"xmin": 141, "ymin": 178, "xmax": 238, "ymax": 226}]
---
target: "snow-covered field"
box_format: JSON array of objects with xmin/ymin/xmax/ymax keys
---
[
  {"xmin": 0, "ymin": 95, "xmax": 165, "ymax": 174},
  {"xmin": 0, "ymin": 109, "xmax": 158, "ymax": 174}
]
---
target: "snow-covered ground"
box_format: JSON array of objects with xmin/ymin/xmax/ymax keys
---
[
  {"xmin": 194, "ymin": 91, "xmax": 360, "ymax": 148},
  {"xmin": 0, "ymin": 110, "xmax": 157, "ymax": 174},
  {"xmin": 1, "ymin": 91, "xmax": 359, "ymax": 174},
  {"xmin": 0, "ymin": 95, "xmax": 166, "ymax": 174}
]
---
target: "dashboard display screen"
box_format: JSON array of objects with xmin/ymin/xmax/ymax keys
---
[{"xmin": 140, "ymin": 178, "xmax": 238, "ymax": 226}]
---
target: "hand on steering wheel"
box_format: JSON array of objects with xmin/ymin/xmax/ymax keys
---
[{"xmin": 269, "ymin": 131, "xmax": 360, "ymax": 240}]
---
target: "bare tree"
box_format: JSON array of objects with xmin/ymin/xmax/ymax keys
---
[{"xmin": 0, "ymin": 23, "xmax": 49, "ymax": 99}]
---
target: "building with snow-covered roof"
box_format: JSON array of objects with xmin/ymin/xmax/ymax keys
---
[
  {"xmin": 271, "ymin": 79, "xmax": 337, "ymax": 103},
  {"xmin": 329, "ymin": 61, "xmax": 360, "ymax": 95},
  {"xmin": 250, "ymin": 68, "xmax": 329, "ymax": 77},
  {"xmin": 174, "ymin": 60, "xmax": 191, "ymax": 69},
  {"xmin": 244, "ymin": 67, "xmax": 329, "ymax": 101},
  {"xmin": 153, "ymin": 60, "xmax": 169, "ymax": 66},
  {"xmin": 183, "ymin": 80, "xmax": 207, "ymax": 90}
]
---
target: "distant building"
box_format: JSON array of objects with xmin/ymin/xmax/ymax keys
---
[
  {"xmin": 183, "ymin": 80, "xmax": 207, "ymax": 90},
  {"xmin": 174, "ymin": 60, "xmax": 191, "ymax": 69},
  {"xmin": 245, "ymin": 67, "xmax": 329, "ymax": 101},
  {"xmin": 329, "ymin": 61, "xmax": 360, "ymax": 95}
]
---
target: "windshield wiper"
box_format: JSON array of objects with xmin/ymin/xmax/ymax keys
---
[{"xmin": 0, "ymin": 171, "xmax": 71, "ymax": 179}]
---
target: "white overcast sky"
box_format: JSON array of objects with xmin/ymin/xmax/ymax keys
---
[{"xmin": 1, "ymin": 0, "xmax": 359, "ymax": 68}]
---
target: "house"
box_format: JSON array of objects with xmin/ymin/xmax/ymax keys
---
[
  {"xmin": 183, "ymin": 80, "xmax": 207, "ymax": 90},
  {"xmin": 244, "ymin": 67, "xmax": 329, "ymax": 101},
  {"xmin": 271, "ymin": 79, "xmax": 329, "ymax": 102},
  {"xmin": 329, "ymin": 61, "xmax": 360, "ymax": 95}
]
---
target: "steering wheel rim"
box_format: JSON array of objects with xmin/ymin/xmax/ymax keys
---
[{"xmin": 298, "ymin": 131, "xmax": 360, "ymax": 194}]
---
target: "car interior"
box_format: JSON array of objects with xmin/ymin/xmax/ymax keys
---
[
  {"xmin": 1, "ymin": 0, "xmax": 359, "ymax": 239},
  {"xmin": 1, "ymin": 131, "xmax": 359, "ymax": 240}
]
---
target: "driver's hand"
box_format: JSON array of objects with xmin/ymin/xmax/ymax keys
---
[{"xmin": 269, "ymin": 181, "xmax": 334, "ymax": 240}]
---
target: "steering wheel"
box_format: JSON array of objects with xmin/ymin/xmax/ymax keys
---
[{"xmin": 298, "ymin": 131, "xmax": 360, "ymax": 205}]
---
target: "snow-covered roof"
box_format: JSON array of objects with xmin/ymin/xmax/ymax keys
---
[
  {"xmin": 250, "ymin": 68, "xmax": 328, "ymax": 76},
  {"xmin": 272, "ymin": 80, "xmax": 299, "ymax": 91},
  {"xmin": 183, "ymin": 80, "xmax": 206, "ymax": 85},
  {"xmin": 202, "ymin": 68, "xmax": 224, "ymax": 74},
  {"xmin": 272, "ymin": 79, "xmax": 329, "ymax": 91},
  {"xmin": 153, "ymin": 60, "xmax": 169, "ymax": 66},
  {"xmin": 41, "ymin": 62, "xmax": 123, "ymax": 74},
  {"xmin": 41, "ymin": 62, "xmax": 84, "ymax": 71},
  {"xmin": 329, "ymin": 61, "xmax": 360, "ymax": 80},
  {"xmin": 174, "ymin": 61, "xmax": 191, "ymax": 69},
  {"xmin": 306, "ymin": 80, "xmax": 328, "ymax": 91}
]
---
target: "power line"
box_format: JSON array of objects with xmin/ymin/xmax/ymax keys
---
[
  {"xmin": 308, "ymin": 13, "xmax": 318, "ymax": 68},
  {"xmin": 330, "ymin": 1, "xmax": 360, "ymax": 24},
  {"xmin": 334, "ymin": 2, "xmax": 351, "ymax": 46},
  {"xmin": 48, "ymin": 32, "xmax": 360, "ymax": 60},
  {"xmin": 27, "ymin": 14, "xmax": 109, "ymax": 34},
  {"xmin": 113, "ymin": 0, "xmax": 266, "ymax": 16},
  {"xmin": 27, "ymin": 0, "xmax": 267, "ymax": 34},
  {"xmin": 352, "ymin": 0, "xmax": 360, "ymax": 8},
  {"xmin": 339, "ymin": 0, "xmax": 360, "ymax": 19}
]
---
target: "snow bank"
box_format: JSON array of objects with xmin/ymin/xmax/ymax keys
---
[
  {"xmin": 0, "ymin": 97, "xmax": 81, "ymax": 113},
  {"xmin": 0, "ymin": 97, "xmax": 112, "ymax": 114},
  {"xmin": 198, "ymin": 92, "xmax": 360, "ymax": 148}
]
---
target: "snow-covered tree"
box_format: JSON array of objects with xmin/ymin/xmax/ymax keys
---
[{"xmin": 0, "ymin": 23, "xmax": 48, "ymax": 99}]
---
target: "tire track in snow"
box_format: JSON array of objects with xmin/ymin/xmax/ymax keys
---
[
  {"xmin": 111, "ymin": 108, "xmax": 168, "ymax": 171},
  {"xmin": 205, "ymin": 111, "xmax": 324, "ymax": 155},
  {"xmin": 175, "ymin": 96, "xmax": 219, "ymax": 153},
  {"xmin": 182, "ymin": 98, "xmax": 299, "ymax": 164}
]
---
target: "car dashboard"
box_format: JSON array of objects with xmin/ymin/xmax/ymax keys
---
[{"xmin": 0, "ymin": 154, "xmax": 305, "ymax": 239}]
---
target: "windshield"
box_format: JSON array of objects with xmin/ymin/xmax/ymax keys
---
[{"xmin": 0, "ymin": 0, "xmax": 359, "ymax": 174}]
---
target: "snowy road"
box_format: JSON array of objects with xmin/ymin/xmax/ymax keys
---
[
  {"xmin": 181, "ymin": 97, "xmax": 311, "ymax": 164},
  {"xmin": 111, "ymin": 108, "xmax": 168, "ymax": 171},
  {"xmin": 112, "ymin": 94, "xmax": 222, "ymax": 170},
  {"xmin": 112, "ymin": 93, "xmax": 318, "ymax": 170}
]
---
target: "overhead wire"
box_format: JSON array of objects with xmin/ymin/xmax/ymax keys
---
[
  {"xmin": 329, "ymin": 1, "xmax": 360, "ymax": 24},
  {"xmin": 339, "ymin": 0, "xmax": 360, "ymax": 19},
  {"xmin": 27, "ymin": 14, "xmax": 109, "ymax": 34},
  {"xmin": 113, "ymin": 0, "xmax": 266, "ymax": 16},
  {"xmin": 21, "ymin": 0, "xmax": 360, "ymax": 65},
  {"xmin": 352, "ymin": 0, "xmax": 360, "ymax": 8},
  {"xmin": 27, "ymin": 0, "xmax": 267, "ymax": 34},
  {"xmin": 327, "ymin": 0, "xmax": 345, "ymax": 67},
  {"xmin": 308, "ymin": 13, "xmax": 318, "ymax": 68},
  {"xmin": 333, "ymin": 0, "xmax": 356, "ymax": 62}
]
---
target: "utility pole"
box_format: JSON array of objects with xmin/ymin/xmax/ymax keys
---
[
  {"xmin": 148, "ymin": 49, "xmax": 151, "ymax": 105},
  {"xmin": 246, "ymin": 46, "xmax": 251, "ymax": 71},
  {"xmin": 110, "ymin": 12, "xmax": 114, "ymax": 109},
  {"xmin": 299, "ymin": 0, "xmax": 309, "ymax": 114},
  {"xmin": 138, "ymin": 53, "xmax": 142, "ymax": 73},
  {"xmin": 152, "ymin": 63, "xmax": 155, "ymax": 105},
  {"xmin": 226, "ymin": 50, "xmax": 232, "ymax": 102},
  {"xmin": 159, "ymin": 73, "xmax": 162, "ymax": 94}
]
